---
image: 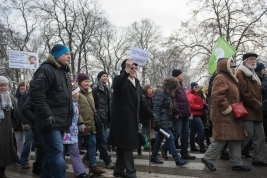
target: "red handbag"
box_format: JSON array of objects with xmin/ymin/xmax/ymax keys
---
[{"xmin": 231, "ymin": 102, "xmax": 249, "ymax": 119}]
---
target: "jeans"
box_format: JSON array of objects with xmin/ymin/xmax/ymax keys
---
[
  {"xmin": 190, "ymin": 116, "xmax": 204, "ymax": 144},
  {"xmin": 172, "ymin": 117, "xmax": 189, "ymax": 155},
  {"xmin": 82, "ymin": 132, "xmax": 97, "ymax": 167},
  {"xmin": 20, "ymin": 128, "xmax": 33, "ymax": 164},
  {"xmin": 96, "ymin": 124, "xmax": 112, "ymax": 165},
  {"xmin": 152, "ymin": 129, "xmax": 182, "ymax": 161},
  {"xmin": 41, "ymin": 130, "xmax": 65, "ymax": 178}
]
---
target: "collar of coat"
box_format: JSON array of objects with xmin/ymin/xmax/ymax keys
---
[
  {"xmin": 47, "ymin": 54, "xmax": 71, "ymax": 72},
  {"xmin": 79, "ymin": 85, "xmax": 92, "ymax": 94},
  {"xmin": 238, "ymin": 62, "xmax": 261, "ymax": 85}
]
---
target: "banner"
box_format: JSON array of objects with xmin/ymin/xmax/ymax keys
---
[
  {"xmin": 9, "ymin": 50, "xmax": 39, "ymax": 69},
  {"xmin": 208, "ymin": 37, "xmax": 236, "ymax": 74}
]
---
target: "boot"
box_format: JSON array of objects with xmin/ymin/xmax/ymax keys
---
[
  {"xmin": 190, "ymin": 141, "xmax": 199, "ymax": 151},
  {"xmin": 199, "ymin": 142, "xmax": 206, "ymax": 153},
  {"xmin": 32, "ymin": 162, "xmax": 41, "ymax": 175}
]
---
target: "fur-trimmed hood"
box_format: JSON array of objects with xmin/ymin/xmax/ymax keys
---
[
  {"xmin": 237, "ymin": 62, "xmax": 261, "ymax": 86},
  {"xmin": 217, "ymin": 57, "xmax": 238, "ymax": 83},
  {"xmin": 42, "ymin": 54, "xmax": 71, "ymax": 72}
]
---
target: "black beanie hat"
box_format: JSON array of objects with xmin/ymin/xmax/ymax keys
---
[
  {"xmin": 242, "ymin": 53, "xmax": 258, "ymax": 61},
  {"xmin": 172, "ymin": 69, "xmax": 182, "ymax": 77},
  {"xmin": 255, "ymin": 62, "xmax": 265, "ymax": 73},
  {"xmin": 97, "ymin": 71, "xmax": 108, "ymax": 80}
]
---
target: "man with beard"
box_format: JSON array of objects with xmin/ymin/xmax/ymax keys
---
[{"xmin": 236, "ymin": 53, "xmax": 267, "ymax": 166}]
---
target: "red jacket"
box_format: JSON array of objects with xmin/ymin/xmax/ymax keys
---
[{"xmin": 187, "ymin": 90, "xmax": 204, "ymax": 116}]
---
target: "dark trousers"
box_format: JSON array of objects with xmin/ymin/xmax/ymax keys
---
[
  {"xmin": 115, "ymin": 148, "xmax": 136, "ymax": 178},
  {"xmin": 32, "ymin": 128, "xmax": 45, "ymax": 172},
  {"xmin": 0, "ymin": 167, "xmax": 5, "ymax": 177}
]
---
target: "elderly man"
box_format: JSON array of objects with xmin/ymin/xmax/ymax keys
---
[{"xmin": 236, "ymin": 53, "xmax": 267, "ymax": 166}]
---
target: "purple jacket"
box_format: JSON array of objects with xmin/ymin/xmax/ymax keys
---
[{"xmin": 173, "ymin": 83, "xmax": 191, "ymax": 117}]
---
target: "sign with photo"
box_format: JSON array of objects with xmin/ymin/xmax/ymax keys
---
[{"xmin": 9, "ymin": 50, "xmax": 39, "ymax": 69}]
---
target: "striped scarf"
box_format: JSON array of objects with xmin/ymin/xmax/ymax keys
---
[{"xmin": 0, "ymin": 90, "xmax": 13, "ymax": 120}]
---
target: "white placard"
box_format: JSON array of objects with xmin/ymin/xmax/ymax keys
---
[
  {"xmin": 9, "ymin": 50, "xmax": 39, "ymax": 69},
  {"xmin": 129, "ymin": 47, "xmax": 150, "ymax": 66}
]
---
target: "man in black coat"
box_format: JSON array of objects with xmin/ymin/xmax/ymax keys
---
[
  {"xmin": 92, "ymin": 71, "xmax": 114, "ymax": 169},
  {"xmin": 29, "ymin": 44, "xmax": 73, "ymax": 178},
  {"xmin": 109, "ymin": 59, "xmax": 154, "ymax": 178}
]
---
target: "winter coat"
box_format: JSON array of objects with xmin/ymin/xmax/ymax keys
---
[
  {"xmin": 63, "ymin": 99, "xmax": 79, "ymax": 144},
  {"xmin": 14, "ymin": 92, "xmax": 24, "ymax": 131},
  {"xmin": 139, "ymin": 91, "xmax": 153, "ymax": 128},
  {"xmin": 109, "ymin": 71, "xmax": 154, "ymax": 149},
  {"xmin": 0, "ymin": 94, "xmax": 19, "ymax": 167},
  {"xmin": 29, "ymin": 55, "xmax": 73, "ymax": 131},
  {"xmin": 92, "ymin": 82, "xmax": 112, "ymax": 124},
  {"xmin": 210, "ymin": 58, "xmax": 246, "ymax": 140},
  {"xmin": 78, "ymin": 86, "xmax": 96, "ymax": 136},
  {"xmin": 21, "ymin": 96, "xmax": 35, "ymax": 127},
  {"xmin": 236, "ymin": 63, "xmax": 262, "ymax": 122},
  {"xmin": 187, "ymin": 90, "xmax": 204, "ymax": 116},
  {"xmin": 257, "ymin": 74, "xmax": 267, "ymax": 121},
  {"xmin": 153, "ymin": 86, "xmax": 174, "ymax": 130},
  {"xmin": 173, "ymin": 82, "xmax": 191, "ymax": 117}
]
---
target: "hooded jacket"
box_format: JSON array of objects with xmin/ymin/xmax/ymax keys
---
[
  {"xmin": 210, "ymin": 58, "xmax": 246, "ymax": 140},
  {"xmin": 236, "ymin": 62, "xmax": 262, "ymax": 122},
  {"xmin": 29, "ymin": 55, "xmax": 73, "ymax": 131},
  {"xmin": 187, "ymin": 90, "xmax": 204, "ymax": 116}
]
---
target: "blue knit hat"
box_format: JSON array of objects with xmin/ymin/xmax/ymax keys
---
[
  {"xmin": 255, "ymin": 62, "xmax": 265, "ymax": 73},
  {"xmin": 50, "ymin": 44, "xmax": 70, "ymax": 59},
  {"xmin": 191, "ymin": 82, "xmax": 198, "ymax": 89}
]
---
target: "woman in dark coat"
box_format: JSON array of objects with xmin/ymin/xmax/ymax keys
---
[
  {"xmin": 150, "ymin": 77, "xmax": 188, "ymax": 167},
  {"xmin": 109, "ymin": 59, "xmax": 154, "ymax": 178},
  {"xmin": 0, "ymin": 76, "xmax": 19, "ymax": 178},
  {"xmin": 138, "ymin": 84, "xmax": 154, "ymax": 155}
]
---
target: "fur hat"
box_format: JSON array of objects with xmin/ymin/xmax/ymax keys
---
[
  {"xmin": 242, "ymin": 53, "xmax": 258, "ymax": 61},
  {"xmin": 0, "ymin": 76, "xmax": 9, "ymax": 84},
  {"xmin": 17, "ymin": 81, "xmax": 25, "ymax": 87},
  {"xmin": 97, "ymin": 71, "xmax": 108, "ymax": 80},
  {"xmin": 190, "ymin": 82, "xmax": 198, "ymax": 89},
  {"xmin": 255, "ymin": 62, "xmax": 265, "ymax": 73},
  {"xmin": 72, "ymin": 84, "xmax": 80, "ymax": 95},
  {"xmin": 172, "ymin": 69, "xmax": 182, "ymax": 77},
  {"xmin": 77, "ymin": 73, "xmax": 90, "ymax": 84},
  {"xmin": 50, "ymin": 44, "xmax": 70, "ymax": 59},
  {"xmin": 163, "ymin": 77, "xmax": 179, "ymax": 92}
]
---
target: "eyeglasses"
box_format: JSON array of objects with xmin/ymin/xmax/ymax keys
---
[
  {"xmin": 194, "ymin": 86, "xmax": 199, "ymax": 88},
  {"xmin": 131, "ymin": 67, "xmax": 138, "ymax": 70}
]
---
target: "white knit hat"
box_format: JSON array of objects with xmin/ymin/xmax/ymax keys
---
[
  {"xmin": 72, "ymin": 84, "xmax": 80, "ymax": 95},
  {"xmin": 0, "ymin": 76, "xmax": 9, "ymax": 84}
]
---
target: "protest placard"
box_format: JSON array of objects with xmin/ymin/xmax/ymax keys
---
[
  {"xmin": 129, "ymin": 47, "xmax": 150, "ymax": 66},
  {"xmin": 9, "ymin": 50, "xmax": 39, "ymax": 69}
]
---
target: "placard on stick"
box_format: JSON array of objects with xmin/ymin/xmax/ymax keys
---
[
  {"xmin": 129, "ymin": 47, "xmax": 150, "ymax": 66},
  {"xmin": 9, "ymin": 50, "xmax": 39, "ymax": 69}
]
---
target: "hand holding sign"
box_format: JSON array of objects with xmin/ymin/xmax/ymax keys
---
[
  {"xmin": 125, "ymin": 59, "xmax": 134, "ymax": 72},
  {"xmin": 129, "ymin": 47, "xmax": 150, "ymax": 66}
]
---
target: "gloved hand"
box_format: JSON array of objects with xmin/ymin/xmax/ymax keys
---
[
  {"xmin": 22, "ymin": 124, "xmax": 30, "ymax": 131},
  {"xmin": 42, "ymin": 116, "xmax": 56, "ymax": 130},
  {"xmin": 78, "ymin": 124, "xmax": 86, "ymax": 132},
  {"xmin": 153, "ymin": 116, "xmax": 161, "ymax": 131}
]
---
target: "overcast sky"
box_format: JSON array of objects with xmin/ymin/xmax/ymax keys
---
[{"xmin": 101, "ymin": 0, "xmax": 190, "ymax": 37}]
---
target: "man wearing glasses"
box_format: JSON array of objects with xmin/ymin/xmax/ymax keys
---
[
  {"xmin": 236, "ymin": 53, "xmax": 267, "ymax": 167},
  {"xmin": 109, "ymin": 59, "xmax": 154, "ymax": 178}
]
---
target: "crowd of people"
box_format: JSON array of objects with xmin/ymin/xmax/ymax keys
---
[{"xmin": 0, "ymin": 44, "xmax": 266, "ymax": 178}]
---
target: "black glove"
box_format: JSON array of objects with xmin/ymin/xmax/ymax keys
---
[
  {"xmin": 153, "ymin": 120, "xmax": 161, "ymax": 131},
  {"xmin": 42, "ymin": 116, "xmax": 56, "ymax": 130}
]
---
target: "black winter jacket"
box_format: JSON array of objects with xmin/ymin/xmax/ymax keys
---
[
  {"xmin": 14, "ymin": 92, "xmax": 26, "ymax": 131},
  {"xmin": 92, "ymin": 83, "xmax": 112, "ymax": 124},
  {"xmin": 153, "ymin": 86, "xmax": 173, "ymax": 130},
  {"xmin": 21, "ymin": 96, "xmax": 35, "ymax": 127},
  {"xmin": 29, "ymin": 56, "xmax": 73, "ymax": 131},
  {"xmin": 139, "ymin": 91, "xmax": 153, "ymax": 127}
]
